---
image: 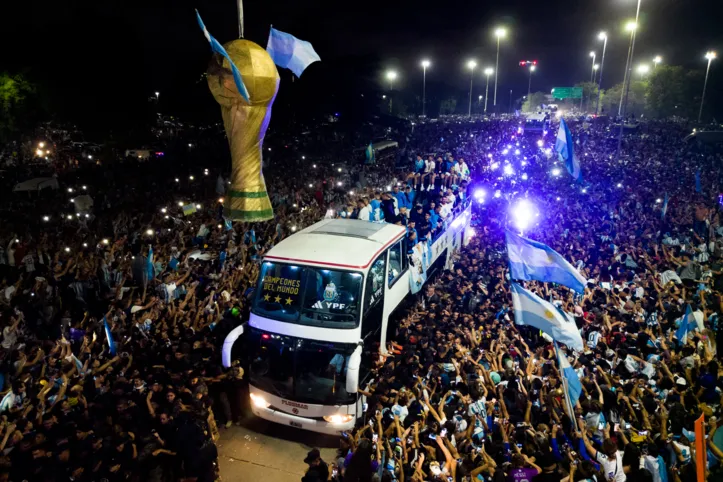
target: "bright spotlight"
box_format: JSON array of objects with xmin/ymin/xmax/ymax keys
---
[
  {"xmin": 511, "ymin": 199, "xmax": 535, "ymax": 231},
  {"xmin": 494, "ymin": 190, "xmax": 502, "ymax": 198},
  {"xmin": 537, "ymin": 140, "xmax": 544, "ymax": 148},
  {"xmin": 473, "ymin": 189, "xmax": 486, "ymax": 200},
  {"xmin": 521, "ymin": 173, "xmax": 528, "ymax": 180},
  {"xmin": 551, "ymin": 168, "xmax": 561, "ymax": 177},
  {"xmin": 503, "ymin": 164, "xmax": 514, "ymax": 176}
]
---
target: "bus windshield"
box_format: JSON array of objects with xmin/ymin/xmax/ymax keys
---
[
  {"xmin": 252, "ymin": 262, "xmax": 363, "ymax": 327},
  {"xmin": 248, "ymin": 328, "xmax": 356, "ymax": 405}
]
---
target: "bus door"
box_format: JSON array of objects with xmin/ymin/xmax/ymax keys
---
[{"xmin": 360, "ymin": 253, "xmax": 386, "ymax": 385}]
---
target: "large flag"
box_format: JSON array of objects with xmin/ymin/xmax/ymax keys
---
[
  {"xmin": 554, "ymin": 118, "xmax": 582, "ymax": 183},
  {"xmin": 510, "ymin": 282, "xmax": 584, "ymax": 351},
  {"xmin": 103, "ymin": 317, "xmax": 117, "ymax": 356},
  {"xmin": 365, "ymin": 143, "xmax": 375, "ymax": 165},
  {"xmin": 675, "ymin": 304, "xmax": 696, "ymax": 345},
  {"xmin": 195, "ymin": 10, "xmax": 250, "ymax": 103},
  {"xmin": 147, "ymin": 246, "xmax": 155, "ymax": 280},
  {"xmin": 266, "ymin": 28, "xmax": 321, "ymax": 78},
  {"xmin": 661, "ymin": 192, "xmax": 669, "ymax": 220},
  {"xmin": 506, "ymin": 229, "xmax": 587, "ymax": 294},
  {"xmin": 555, "ymin": 341, "xmax": 582, "ymax": 407}
]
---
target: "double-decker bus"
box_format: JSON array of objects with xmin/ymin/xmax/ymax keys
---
[{"xmin": 223, "ymin": 204, "xmax": 472, "ymax": 434}]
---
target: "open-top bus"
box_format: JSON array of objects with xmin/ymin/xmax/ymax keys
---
[{"xmin": 223, "ymin": 204, "xmax": 472, "ymax": 434}]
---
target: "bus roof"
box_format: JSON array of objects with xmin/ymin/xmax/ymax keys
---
[{"xmin": 263, "ymin": 219, "xmax": 406, "ymax": 270}]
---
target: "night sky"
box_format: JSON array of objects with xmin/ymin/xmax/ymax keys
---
[{"xmin": 1, "ymin": 0, "xmax": 722, "ymax": 129}]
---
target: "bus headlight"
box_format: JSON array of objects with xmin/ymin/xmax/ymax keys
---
[
  {"xmin": 250, "ymin": 393, "xmax": 270, "ymax": 409},
  {"xmin": 323, "ymin": 414, "xmax": 354, "ymax": 425}
]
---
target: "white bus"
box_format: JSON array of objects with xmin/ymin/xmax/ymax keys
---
[{"xmin": 224, "ymin": 205, "xmax": 472, "ymax": 434}]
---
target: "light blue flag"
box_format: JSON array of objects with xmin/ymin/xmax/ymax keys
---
[
  {"xmin": 196, "ymin": 10, "xmax": 250, "ymax": 103},
  {"xmin": 506, "ymin": 229, "xmax": 587, "ymax": 294},
  {"xmin": 147, "ymin": 246, "xmax": 155, "ymax": 280},
  {"xmin": 555, "ymin": 341, "xmax": 582, "ymax": 407},
  {"xmin": 675, "ymin": 304, "xmax": 697, "ymax": 345},
  {"xmin": 695, "ymin": 169, "xmax": 702, "ymax": 193},
  {"xmin": 103, "ymin": 316, "xmax": 117, "ymax": 356},
  {"xmin": 510, "ymin": 282, "xmax": 584, "ymax": 351},
  {"xmin": 555, "ymin": 118, "xmax": 582, "ymax": 183},
  {"xmin": 266, "ymin": 27, "xmax": 320, "ymax": 78},
  {"xmin": 365, "ymin": 142, "xmax": 375, "ymax": 165},
  {"xmin": 661, "ymin": 192, "xmax": 669, "ymax": 220}
]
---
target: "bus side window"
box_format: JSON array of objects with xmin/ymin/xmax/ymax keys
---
[
  {"xmin": 364, "ymin": 254, "xmax": 386, "ymax": 312},
  {"xmin": 402, "ymin": 238, "xmax": 409, "ymax": 271},
  {"xmin": 387, "ymin": 240, "xmax": 407, "ymax": 288}
]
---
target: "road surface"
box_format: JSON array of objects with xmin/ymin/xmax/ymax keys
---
[{"xmin": 217, "ymin": 390, "xmax": 339, "ymax": 481}]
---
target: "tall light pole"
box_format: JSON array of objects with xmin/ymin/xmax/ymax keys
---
[
  {"xmin": 421, "ymin": 60, "xmax": 430, "ymax": 116},
  {"xmin": 509, "ymin": 89, "xmax": 513, "ymax": 114},
  {"xmin": 467, "ymin": 60, "xmax": 477, "ymax": 117},
  {"xmin": 619, "ymin": 21, "xmax": 637, "ymax": 116},
  {"xmin": 493, "ymin": 27, "xmax": 507, "ymax": 109},
  {"xmin": 596, "ymin": 31, "xmax": 607, "ymax": 115},
  {"xmin": 386, "ymin": 70, "xmax": 397, "ymax": 114},
  {"xmin": 699, "ymin": 51, "xmax": 717, "ymax": 123},
  {"xmin": 593, "ymin": 64, "xmax": 600, "ymax": 83},
  {"xmin": 621, "ymin": 0, "xmax": 643, "ymax": 117},
  {"xmin": 589, "ymin": 51, "xmax": 596, "ymax": 82},
  {"xmin": 653, "ymin": 55, "xmax": 662, "ymax": 70},
  {"xmin": 484, "ymin": 68, "xmax": 493, "ymax": 114},
  {"xmin": 528, "ymin": 65, "xmax": 536, "ymax": 99}
]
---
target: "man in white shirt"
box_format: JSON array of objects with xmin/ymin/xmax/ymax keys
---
[
  {"xmin": 356, "ymin": 199, "xmax": 372, "ymax": 222},
  {"xmin": 581, "ymin": 429, "xmax": 626, "ymax": 482},
  {"xmin": 420, "ymin": 156, "xmax": 436, "ymax": 191}
]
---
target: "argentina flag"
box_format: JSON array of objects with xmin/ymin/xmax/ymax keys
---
[
  {"xmin": 511, "ymin": 282, "xmax": 584, "ymax": 351},
  {"xmin": 555, "ymin": 118, "xmax": 582, "ymax": 183},
  {"xmin": 266, "ymin": 28, "xmax": 321, "ymax": 78},
  {"xmin": 196, "ymin": 10, "xmax": 250, "ymax": 102},
  {"xmin": 555, "ymin": 341, "xmax": 582, "ymax": 406},
  {"xmin": 103, "ymin": 316, "xmax": 117, "ymax": 356},
  {"xmin": 506, "ymin": 229, "xmax": 587, "ymax": 294}
]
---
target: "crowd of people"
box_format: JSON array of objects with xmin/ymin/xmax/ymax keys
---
[{"xmin": 0, "ymin": 111, "xmax": 721, "ymax": 482}]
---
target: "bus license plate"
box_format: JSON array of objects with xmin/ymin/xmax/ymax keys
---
[{"xmin": 289, "ymin": 421, "xmax": 302, "ymax": 429}]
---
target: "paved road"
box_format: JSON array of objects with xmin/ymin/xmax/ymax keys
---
[{"xmin": 217, "ymin": 393, "xmax": 340, "ymax": 481}]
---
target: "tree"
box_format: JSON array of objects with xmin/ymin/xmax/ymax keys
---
[
  {"xmin": 574, "ymin": 82, "xmax": 600, "ymax": 113},
  {"xmin": 0, "ymin": 73, "xmax": 36, "ymax": 141},
  {"xmin": 599, "ymin": 82, "xmax": 645, "ymax": 118},
  {"xmin": 521, "ymin": 92, "xmax": 548, "ymax": 113},
  {"xmin": 439, "ymin": 97, "xmax": 458, "ymax": 115}
]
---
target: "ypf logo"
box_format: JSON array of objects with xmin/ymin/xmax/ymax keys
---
[{"xmin": 292, "ymin": 408, "xmax": 299, "ymax": 414}]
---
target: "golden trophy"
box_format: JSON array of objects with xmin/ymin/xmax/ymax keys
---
[{"xmin": 207, "ymin": 40, "xmax": 279, "ymax": 222}]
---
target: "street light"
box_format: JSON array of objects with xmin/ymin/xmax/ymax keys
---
[
  {"xmin": 493, "ymin": 27, "xmax": 507, "ymax": 108},
  {"xmin": 589, "ymin": 51, "xmax": 596, "ymax": 82},
  {"xmin": 596, "ymin": 31, "xmax": 608, "ymax": 115},
  {"xmin": 155, "ymin": 91, "xmax": 160, "ymax": 100},
  {"xmin": 386, "ymin": 70, "xmax": 397, "ymax": 113},
  {"xmin": 421, "ymin": 60, "xmax": 431, "ymax": 116},
  {"xmin": 467, "ymin": 60, "xmax": 477, "ymax": 116},
  {"xmin": 653, "ymin": 55, "xmax": 662, "ymax": 69},
  {"xmin": 528, "ymin": 65, "xmax": 536, "ymax": 99},
  {"xmin": 617, "ymin": 0, "xmax": 643, "ymax": 162},
  {"xmin": 483, "ymin": 67, "xmax": 494, "ymax": 114},
  {"xmin": 637, "ymin": 64, "xmax": 650, "ymax": 78},
  {"xmin": 699, "ymin": 51, "xmax": 717, "ymax": 123}
]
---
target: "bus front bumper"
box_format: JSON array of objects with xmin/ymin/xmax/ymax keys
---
[{"xmin": 250, "ymin": 404, "xmax": 355, "ymax": 435}]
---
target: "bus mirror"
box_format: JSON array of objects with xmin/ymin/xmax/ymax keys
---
[
  {"xmin": 345, "ymin": 345, "xmax": 362, "ymax": 394},
  {"xmin": 222, "ymin": 324, "xmax": 245, "ymax": 368}
]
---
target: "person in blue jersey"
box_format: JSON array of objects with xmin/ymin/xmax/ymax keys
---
[
  {"xmin": 406, "ymin": 154, "xmax": 426, "ymax": 189},
  {"xmin": 369, "ymin": 192, "xmax": 384, "ymax": 222},
  {"xmin": 402, "ymin": 185, "xmax": 416, "ymax": 210},
  {"xmin": 442, "ymin": 153, "xmax": 455, "ymax": 189},
  {"xmin": 391, "ymin": 185, "xmax": 406, "ymax": 213}
]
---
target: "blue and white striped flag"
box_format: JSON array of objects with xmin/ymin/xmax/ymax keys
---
[
  {"xmin": 555, "ymin": 118, "xmax": 582, "ymax": 183},
  {"xmin": 196, "ymin": 10, "xmax": 250, "ymax": 102},
  {"xmin": 555, "ymin": 341, "xmax": 582, "ymax": 407},
  {"xmin": 147, "ymin": 246, "xmax": 155, "ymax": 280},
  {"xmin": 661, "ymin": 192, "xmax": 669, "ymax": 220},
  {"xmin": 506, "ymin": 229, "xmax": 587, "ymax": 294},
  {"xmin": 675, "ymin": 304, "xmax": 697, "ymax": 345},
  {"xmin": 103, "ymin": 316, "xmax": 117, "ymax": 356},
  {"xmin": 510, "ymin": 282, "xmax": 584, "ymax": 351},
  {"xmin": 266, "ymin": 28, "xmax": 321, "ymax": 78}
]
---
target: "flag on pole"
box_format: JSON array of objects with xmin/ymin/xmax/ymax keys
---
[
  {"xmin": 695, "ymin": 169, "xmax": 702, "ymax": 193},
  {"xmin": 554, "ymin": 118, "xmax": 582, "ymax": 183},
  {"xmin": 661, "ymin": 192, "xmax": 669, "ymax": 220},
  {"xmin": 555, "ymin": 341, "xmax": 582, "ymax": 407},
  {"xmin": 195, "ymin": 10, "xmax": 250, "ymax": 103},
  {"xmin": 266, "ymin": 28, "xmax": 321, "ymax": 78},
  {"xmin": 505, "ymin": 229, "xmax": 587, "ymax": 294},
  {"xmin": 365, "ymin": 142, "xmax": 375, "ymax": 165},
  {"xmin": 103, "ymin": 317, "xmax": 117, "ymax": 356},
  {"xmin": 510, "ymin": 282, "xmax": 584, "ymax": 351},
  {"xmin": 675, "ymin": 304, "xmax": 696, "ymax": 345},
  {"xmin": 236, "ymin": 0, "xmax": 244, "ymax": 38}
]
